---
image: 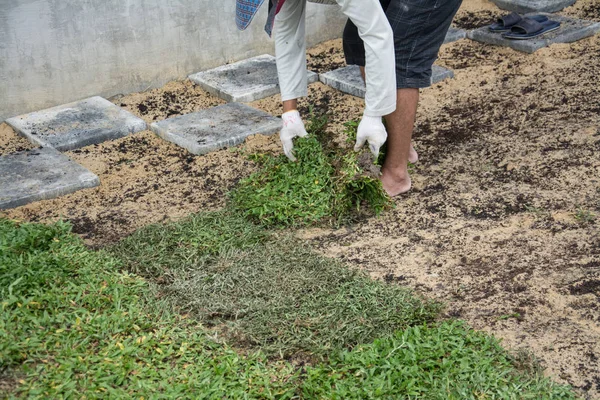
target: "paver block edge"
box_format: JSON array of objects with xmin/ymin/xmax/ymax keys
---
[
  {"xmin": 467, "ymin": 14, "xmax": 600, "ymax": 54},
  {"xmin": 5, "ymin": 96, "xmax": 147, "ymax": 151},
  {"xmin": 319, "ymin": 64, "xmax": 454, "ymax": 99},
  {"xmin": 490, "ymin": 0, "xmax": 576, "ymax": 13},
  {"xmin": 445, "ymin": 27, "xmax": 467, "ymax": 44},
  {"xmin": 0, "ymin": 147, "xmax": 100, "ymax": 210},
  {"xmin": 150, "ymin": 103, "xmax": 281, "ymax": 156}
]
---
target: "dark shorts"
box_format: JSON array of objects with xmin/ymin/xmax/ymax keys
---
[{"xmin": 343, "ymin": 0, "xmax": 463, "ymax": 89}]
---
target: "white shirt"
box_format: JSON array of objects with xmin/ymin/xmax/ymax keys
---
[{"xmin": 274, "ymin": 0, "xmax": 397, "ymax": 117}]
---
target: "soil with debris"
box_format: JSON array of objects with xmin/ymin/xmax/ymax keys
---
[
  {"xmin": 1, "ymin": 0, "xmax": 599, "ymax": 397},
  {"xmin": 0, "ymin": 123, "xmax": 37, "ymax": 156}
]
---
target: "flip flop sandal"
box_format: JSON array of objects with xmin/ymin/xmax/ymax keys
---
[
  {"xmin": 502, "ymin": 18, "xmax": 561, "ymax": 40},
  {"xmin": 488, "ymin": 12, "xmax": 548, "ymax": 32}
]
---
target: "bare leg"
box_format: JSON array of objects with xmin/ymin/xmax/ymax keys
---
[
  {"xmin": 359, "ymin": 67, "xmax": 418, "ymax": 164},
  {"xmin": 381, "ymin": 88, "xmax": 419, "ymax": 196}
]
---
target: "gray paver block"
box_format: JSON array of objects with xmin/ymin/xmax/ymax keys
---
[
  {"xmin": 445, "ymin": 27, "xmax": 467, "ymax": 44},
  {"xmin": 5, "ymin": 96, "xmax": 147, "ymax": 152},
  {"xmin": 319, "ymin": 65, "xmax": 454, "ymax": 98},
  {"xmin": 0, "ymin": 147, "xmax": 100, "ymax": 210},
  {"xmin": 490, "ymin": 0, "xmax": 575, "ymax": 13},
  {"xmin": 188, "ymin": 54, "xmax": 319, "ymax": 103},
  {"xmin": 431, "ymin": 65, "xmax": 455, "ymax": 84},
  {"xmin": 468, "ymin": 14, "xmax": 600, "ymax": 54},
  {"xmin": 150, "ymin": 103, "xmax": 281, "ymax": 155}
]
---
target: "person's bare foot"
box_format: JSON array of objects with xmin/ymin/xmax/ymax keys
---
[
  {"xmin": 408, "ymin": 144, "xmax": 419, "ymax": 164},
  {"xmin": 381, "ymin": 167, "xmax": 412, "ymax": 197}
]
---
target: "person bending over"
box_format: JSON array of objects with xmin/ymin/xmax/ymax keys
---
[{"xmin": 237, "ymin": 0, "xmax": 461, "ymax": 196}]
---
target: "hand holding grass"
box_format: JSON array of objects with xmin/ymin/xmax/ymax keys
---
[
  {"xmin": 280, "ymin": 110, "xmax": 308, "ymax": 161},
  {"xmin": 355, "ymin": 114, "xmax": 388, "ymax": 161}
]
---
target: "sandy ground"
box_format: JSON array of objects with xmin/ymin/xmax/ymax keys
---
[{"xmin": 1, "ymin": 0, "xmax": 599, "ymax": 397}]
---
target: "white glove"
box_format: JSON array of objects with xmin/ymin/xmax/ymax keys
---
[
  {"xmin": 354, "ymin": 114, "xmax": 388, "ymax": 160},
  {"xmin": 280, "ymin": 110, "xmax": 308, "ymax": 162}
]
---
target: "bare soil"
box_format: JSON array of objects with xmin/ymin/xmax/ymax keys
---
[
  {"xmin": 0, "ymin": 123, "xmax": 36, "ymax": 156},
  {"xmin": 1, "ymin": 0, "xmax": 599, "ymax": 397}
]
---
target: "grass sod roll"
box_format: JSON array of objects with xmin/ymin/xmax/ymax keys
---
[{"xmin": 231, "ymin": 115, "xmax": 392, "ymax": 227}]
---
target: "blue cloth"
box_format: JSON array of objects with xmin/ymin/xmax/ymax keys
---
[
  {"xmin": 236, "ymin": 0, "xmax": 267, "ymax": 30},
  {"xmin": 236, "ymin": 0, "xmax": 280, "ymax": 36}
]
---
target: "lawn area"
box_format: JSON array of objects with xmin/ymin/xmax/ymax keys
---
[{"xmin": 1, "ymin": 217, "xmax": 578, "ymax": 399}]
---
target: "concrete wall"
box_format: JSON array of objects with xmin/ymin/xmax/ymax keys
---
[{"xmin": 0, "ymin": 0, "xmax": 346, "ymax": 121}]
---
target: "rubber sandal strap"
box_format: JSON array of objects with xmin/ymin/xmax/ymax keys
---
[
  {"xmin": 510, "ymin": 18, "xmax": 544, "ymax": 35},
  {"xmin": 497, "ymin": 12, "xmax": 522, "ymax": 27}
]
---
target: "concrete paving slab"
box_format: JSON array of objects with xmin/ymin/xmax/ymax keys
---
[
  {"xmin": 188, "ymin": 54, "xmax": 319, "ymax": 103},
  {"xmin": 150, "ymin": 103, "xmax": 281, "ymax": 155},
  {"xmin": 490, "ymin": 0, "xmax": 575, "ymax": 13},
  {"xmin": 0, "ymin": 147, "xmax": 100, "ymax": 210},
  {"xmin": 445, "ymin": 27, "xmax": 467, "ymax": 44},
  {"xmin": 6, "ymin": 97, "xmax": 147, "ymax": 151},
  {"xmin": 468, "ymin": 14, "xmax": 600, "ymax": 53},
  {"xmin": 319, "ymin": 65, "xmax": 454, "ymax": 98}
]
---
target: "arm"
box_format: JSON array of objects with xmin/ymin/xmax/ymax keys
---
[
  {"xmin": 336, "ymin": 0, "xmax": 396, "ymax": 117},
  {"xmin": 273, "ymin": 0, "xmax": 309, "ymax": 161},
  {"xmin": 274, "ymin": 0, "xmax": 308, "ymax": 110},
  {"xmin": 274, "ymin": 0, "xmax": 395, "ymax": 117},
  {"xmin": 274, "ymin": 0, "xmax": 396, "ymax": 161},
  {"xmin": 338, "ymin": 0, "xmax": 396, "ymax": 158}
]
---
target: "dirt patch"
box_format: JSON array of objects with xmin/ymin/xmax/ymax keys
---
[
  {"xmin": 111, "ymin": 80, "xmax": 226, "ymax": 124},
  {"xmin": 296, "ymin": 26, "xmax": 600, "ymax": 400},
  {"xmin": 563, "ymin": 0, "xmax": 600, "ymax": 21},
  {"xmin": 307, "ymin": 39, "xmax": 347, "ymax": 74},
  {"xmin": 0, "ymin": 370, "xmax": 21, "ymax": 396},
  {"xmin": 453, "ymin": 9, "xmax": 500, "ymax": 30},
  {"xmin": 1, "ymin": 0, "xmax": 600, "ymax": 398},
  {"xmin": 452, "ymin": 0, "xmax": 501, "ymax": 30},
  {"xmin": 0, "ymin": 123, "xmax": 37, "ymax": 156}
]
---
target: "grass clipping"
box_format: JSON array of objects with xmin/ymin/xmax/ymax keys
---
[{"xmin": 231, "ymin": 117, "xmax": 392, "ymax": 226}]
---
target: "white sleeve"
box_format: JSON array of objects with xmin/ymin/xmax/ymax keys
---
[
  {"xmin": 336, "ymin": 0, "xmax": 396, "ymax": 117},
  {"xmin": 274, "ymin": 0, "xmax": 308, "ymax": 102},
  {"xmin": 275, "ymin": 0, "xmax": 396, "ymax": 117}
]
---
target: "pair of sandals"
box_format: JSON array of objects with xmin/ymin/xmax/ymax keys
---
[{"xmin": 489, "ymin": 12, "xmax": 561, "ymax": 39}]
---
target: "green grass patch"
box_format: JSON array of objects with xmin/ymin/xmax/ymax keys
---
[
  {"xmin": 111, "ymin": 211, "xmax": 440, "ymax": 358},
  {"xmin": 231, "ymin": 115, "xmax": 392, "ymax": 227},
  {"xmin": 1, "ymin": 219, "xmax": 578, "ymax": 398},
  {"xmin": 302, "ymin": 321, "xmax": 577, "ymax": 399},
  {"xmin": 231, "ymin": 135, "xmax": 336, "ymax": 226}
]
